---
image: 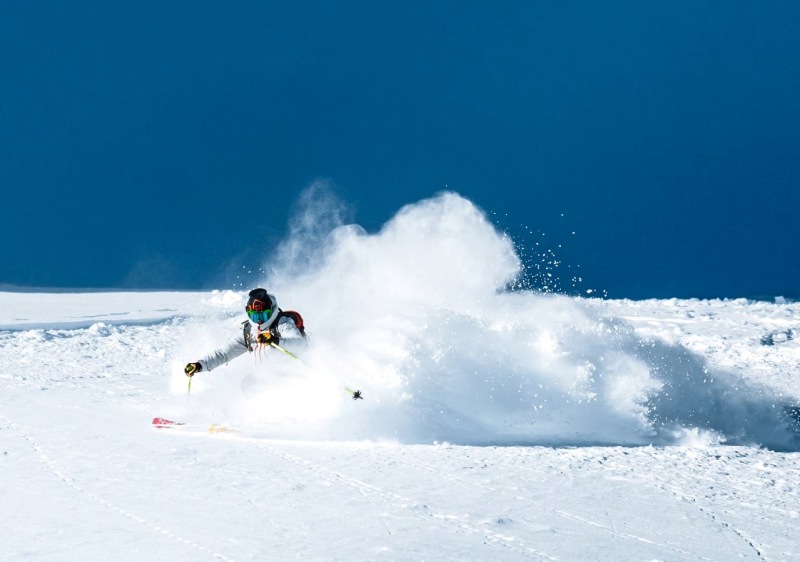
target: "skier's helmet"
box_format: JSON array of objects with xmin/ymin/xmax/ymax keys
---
[{"xmin": 246, "ymin": 288, "xmax": 272, "ymax": 323}]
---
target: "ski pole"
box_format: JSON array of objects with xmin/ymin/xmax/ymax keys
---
[
  {"xmin": 270, "ymin": 342, "xmax": 363, "ymax": 400},
  {"xmin": 269, "ymin": 342, "xmax": 309, "ymax": 365},
  {"xmin": 186, "ymin": 373, "xmax": 192, "ymax": 414}
]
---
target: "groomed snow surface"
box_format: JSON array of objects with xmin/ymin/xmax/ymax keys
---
[{"xmin": 2, "ymin": 194, "xmax": 799, "ymax": 560}]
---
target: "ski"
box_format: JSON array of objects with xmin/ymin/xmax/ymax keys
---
[
  {"xmin": 152, "ymin": 417, "xmax": 185, "ymax": 429},
  {"xmin": 152, "ymin": 417, "xmax": 235, "ymax": 433}
]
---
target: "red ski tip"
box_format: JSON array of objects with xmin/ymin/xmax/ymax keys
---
[{"xmin": 152, "ymin": 417, "xmax": 185, "ymax": 428}]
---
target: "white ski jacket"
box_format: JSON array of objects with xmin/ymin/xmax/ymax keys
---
[{"xmin": 197, "ymin": 294, "xmax": 304, "ymax": 372}]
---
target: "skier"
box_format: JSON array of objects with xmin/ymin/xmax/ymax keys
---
[{"xmin": 184, "ymin": 287, "xmax": 306, "ymax": 377}]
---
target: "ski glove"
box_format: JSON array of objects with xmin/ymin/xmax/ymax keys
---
[
  {"xmin": 184, "ymin": 362, "xmax": 202, "ymax": 377},
  {"xmin": 257, "ymin": 330, "xmax": 281, "ymax": 345}
]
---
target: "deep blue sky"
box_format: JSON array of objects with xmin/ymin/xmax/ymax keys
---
[{"xmin": 2, "ymin": 2, "xmax": 798, "ymax": 299}]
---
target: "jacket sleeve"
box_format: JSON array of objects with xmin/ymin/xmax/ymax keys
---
[{"xmin": 197, "ymin": 336, "xmax": 249, "ymax": 372}]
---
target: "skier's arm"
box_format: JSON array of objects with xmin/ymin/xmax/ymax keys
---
[{"xmin": 197, "ymin": 337, "xmax": 249, "ymax": 372}]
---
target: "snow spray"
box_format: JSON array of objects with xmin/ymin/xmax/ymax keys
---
[{"xmin": 197, "ymin": 188, "xmax": 799, "ymax": 450}]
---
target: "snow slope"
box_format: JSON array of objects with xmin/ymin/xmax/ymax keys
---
[{"xmin": 2, "ymin": 193, "xmax": 799, "ymax": 560}]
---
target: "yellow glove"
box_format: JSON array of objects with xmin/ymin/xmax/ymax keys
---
[
  {"xmin": 184, "ymin": 362, "xmax": 202, "ymax": 377},
  {"xmin": 256, "ymin": 332, "xmax": 272, "ymax": 344}
]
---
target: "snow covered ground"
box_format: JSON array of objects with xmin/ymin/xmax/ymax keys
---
[{"xmin": 2, "ymin": 194, "xmax": 799, "ymax": 560}]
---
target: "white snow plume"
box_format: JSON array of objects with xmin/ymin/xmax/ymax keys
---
[
  {"xmin": 215, "ymin": 191, "xmax": 798, "ymax": 450},
  {"xmin": 268, "ymin": 179, "xmax": 351, "ymax": 279}
]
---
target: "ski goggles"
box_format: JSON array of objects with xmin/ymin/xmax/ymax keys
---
[{"xmin": 247, "ymin": 308, "xmax": 272, "ymax": 323}]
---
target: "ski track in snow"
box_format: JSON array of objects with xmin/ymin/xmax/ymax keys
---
[
  {"xmin": 358, "ymin": 445, "xmax": 715, "ymax": 560},
  {"xmin": 1, "ymin": 415, "xmax": 236, "ymax": 562},
  {"xmin": 296, "ymin": 440, "xmax": 794, "ymax": 561},
  {"xmin": 233, "ymin": 436, "xmax": 558, "ymax": 561},
  {"xmin": 570, "ymin": 452, "xmax": 769, "ymax": 561}
]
